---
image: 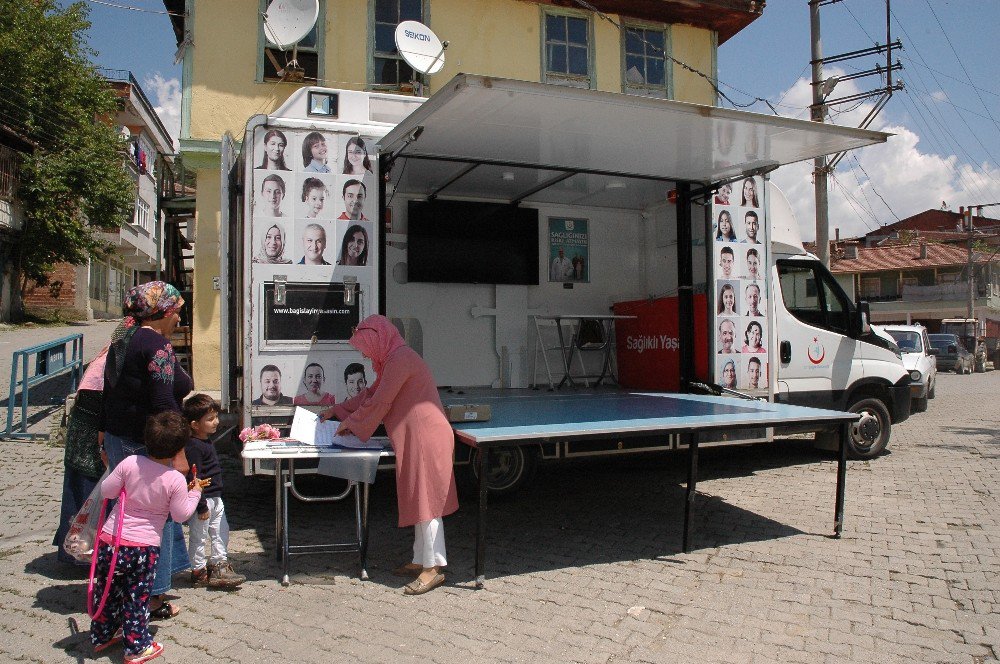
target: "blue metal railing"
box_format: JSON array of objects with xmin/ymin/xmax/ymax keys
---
[{"xmin": 4, "ymin": 334, "xmax": 84, "ymax": 439}]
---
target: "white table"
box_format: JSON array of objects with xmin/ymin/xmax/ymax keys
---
[
  {"xmin": 241, "ymin": 440, "xmax": 391, "ymax": 585},
  {"xmin": 532, "ymin": 314, "xmax": 636, "ymax": 388}
]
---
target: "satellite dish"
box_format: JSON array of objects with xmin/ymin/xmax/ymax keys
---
[
  {"xmin": 262, "ymin": 0, "xmax": 319, "ymax": 50},
  {"xmin": 394, "ymin": 20, "xmax": 446, "ymax": 75}
]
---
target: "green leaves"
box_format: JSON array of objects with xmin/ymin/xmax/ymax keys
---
[{"xmin": 0, "ymin": 0, "xmax": 134, "ymax": 286}]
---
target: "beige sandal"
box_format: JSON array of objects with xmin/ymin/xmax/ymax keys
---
[{"xmin": 403, "ymin": 573, "xmax": 445, "ymax": 595}]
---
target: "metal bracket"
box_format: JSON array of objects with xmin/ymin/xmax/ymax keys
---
[
  {"xmin": 343, "ymin": 275, "xmax": 358, "ymax": 305},
  {"xmin": 274, "ymin": 275, "xmax": 287, "ymax": 306}
]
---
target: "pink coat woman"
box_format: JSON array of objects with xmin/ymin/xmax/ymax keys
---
[{"xmin": 326, "ymin": 316, "xmax": 458, "ymax": 528}]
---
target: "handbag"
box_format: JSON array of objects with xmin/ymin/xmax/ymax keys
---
[
  {"xmin": 63, "ymin": 390, "xmax": 105, "ymax": 479},
  {"xmin": 62, "ymin": 470, "xmax": 109, "ymax": 563}
]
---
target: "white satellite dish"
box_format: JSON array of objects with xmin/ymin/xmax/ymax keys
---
[
  {"xmin": 394, "ymin": 20, "xmax": 446, "ymax": 75},
  {"xmin": 262, "ymin": 0, "xmax": 319, "ymax": 50}
]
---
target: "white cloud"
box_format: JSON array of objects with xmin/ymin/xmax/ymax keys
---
[
  {"xmin": 930, "ymin": 90, "xmax": 948, "ymax": 103},
  {"xmin": 144, "ymin": 73, "xmax": 181, "ymax": 151},
  {"xmin": 770, "ymin": 70, "xmax": 1000, "ymax": 241}
]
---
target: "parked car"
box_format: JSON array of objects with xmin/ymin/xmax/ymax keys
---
[
  {"xmin": 928, "ymin": 333, "xmax": 974, "ymax": 374},
  {"xmin": 880, "ymin": 325, "xmax": 937, "ymax": 412}
]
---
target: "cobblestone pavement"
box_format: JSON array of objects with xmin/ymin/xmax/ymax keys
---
[{"xmin": 0, "ymin": 370, "xmax": 997, "ymax": 663}]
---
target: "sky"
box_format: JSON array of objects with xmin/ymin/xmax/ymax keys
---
[{"xmin": 71, "ymin": 0, "xmax": 1000, "ymax": 240}]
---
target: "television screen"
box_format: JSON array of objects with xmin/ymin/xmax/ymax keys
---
[{"xmin": 407, "ymin": 200, "xmax": 539, "ymax": 285}]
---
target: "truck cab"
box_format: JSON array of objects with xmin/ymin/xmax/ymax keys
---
[{"xmin": 768, "ymin": 187, "xmax": 910, "ymax": 458}]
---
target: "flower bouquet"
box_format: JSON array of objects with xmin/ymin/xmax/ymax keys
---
[{"xmin": 238, "ymin": 423, "xmax": 282, "ymax": 443}]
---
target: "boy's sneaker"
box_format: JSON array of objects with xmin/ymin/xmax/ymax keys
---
[
  {"xmin": 208, "ymin": 561, "xmax": 245, "ymax": 588},
  {"xmin": 191, "ymin": 567, "xmax": 210, "ymax": 587}
]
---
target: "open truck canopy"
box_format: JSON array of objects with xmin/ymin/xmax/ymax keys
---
[
  {"xmin": 379, "ymin": 74, "xmax": 890, "ymax": 208},
  {"xmin": 373, "ymin": 74, "xmax": 891, "ymax": 387}
]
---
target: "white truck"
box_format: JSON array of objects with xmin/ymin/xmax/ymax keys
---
[{"xmin": 220, "ymin": 76, "xmax": 908, "ymax": 494}]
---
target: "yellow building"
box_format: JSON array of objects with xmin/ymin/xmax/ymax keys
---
[{"xmin": 162, "ymin": 0, "xmax": 763, "ymax": 390}]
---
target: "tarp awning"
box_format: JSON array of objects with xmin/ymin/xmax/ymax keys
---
[{"xmin": 379, "ymin": 74, "xmax": 891, "ymax": 209}]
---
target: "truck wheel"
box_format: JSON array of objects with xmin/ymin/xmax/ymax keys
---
[
  {"xmin": 913, "ymin": 396, "xmax": 928, "ymax": 413},
  {"xmin": 975, "ymin": 358, "xmax": 986, "ymax": 373},
  {"xmin": 844, "ymin": 397, "xmax": 891, "ymax": 459},
  {"xmin": 465, "ymin": 446, "xmax": 537, "ymax": 497}
]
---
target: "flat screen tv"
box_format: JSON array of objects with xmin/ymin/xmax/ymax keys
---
[{"xmin": 407, "ymin": 200, "xmax": 539, "ymax": 285}]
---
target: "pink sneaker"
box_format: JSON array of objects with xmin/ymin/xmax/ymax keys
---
[{"xmin": 124, "ymin": 641, "xmax": 163, "ymax": 663}]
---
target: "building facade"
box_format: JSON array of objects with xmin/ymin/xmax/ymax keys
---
[
  {"xmin": 164, "ymin": 0, "xmax": 763, "ymax": 389},
  {"xmin": 19, "ymin": 71, "xmax": 176, "ymax": 320}
]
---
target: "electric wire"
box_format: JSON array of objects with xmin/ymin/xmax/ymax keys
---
[
  {"xmin": 829, "ymin": 172, "xmax": 881, "ymax": 233},
  {"xmin": 891, "ymin": 8, "xmax": 1000, "ymax": 186},
  {"xmin": 922, "ymin": 0, "xmax": 1000, "ymax": 133},
  {"xmin": 85, "ymin": 0, "xmax": 185, "ymax": 17},
  {"xmin": 850, "ymin": 154, "xmax": 901, "ymax": 222},
  {"xmin": 844, "ymin": 157, "xmax": 882, "ymax": 227}
]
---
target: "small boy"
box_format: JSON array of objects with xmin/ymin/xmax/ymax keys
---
[
  {"xmin": 182, "ymin": 394, "xmax": 245, "ymax": 589},
  {"xmin": 91, "ymin": 410, "xmax": 208, "ymax": 663}
]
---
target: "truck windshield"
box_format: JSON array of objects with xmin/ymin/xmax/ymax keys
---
[{"xmin": 887, "ymin": 331, "xmax": 922, "ymax": 353}]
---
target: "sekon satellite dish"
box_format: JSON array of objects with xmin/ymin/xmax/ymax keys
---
[
  {"xmin": 262, "ymin": 0, "xmax": 319, "ymax": 50},
  {"xmin": 394, "ymin": 20, "xmax": 446, "ymax": 75}
]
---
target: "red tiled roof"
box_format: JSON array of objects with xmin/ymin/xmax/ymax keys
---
[
  {"xmin": 864, "ymin": 209, "xmax": 1000, "ymax": 238},
  {"xmin": 829, "ymin": 242, "xmax": 992, "ymax": 274}
]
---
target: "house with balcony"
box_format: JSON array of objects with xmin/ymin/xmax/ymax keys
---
[
  {"xmin": 162, "ymin": 0, "xmax": 765, "ymax": 389},
  {"xmin": 828, "ymin": 238, "xmax": 1000, "ymax": 331},
  {"xmin": 20, "ymin": 70, "xmax": 176, "ymax": 320}
]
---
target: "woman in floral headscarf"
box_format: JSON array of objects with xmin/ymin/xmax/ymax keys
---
[
  {"xmin": 101, "ymin": 281, "xmax": 193, "ymax": 619},
  {"xmin": 320, "ymin": 315, "xmax": 458, "ymax": 595}
]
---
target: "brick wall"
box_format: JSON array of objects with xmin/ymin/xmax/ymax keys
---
[{"xmin": 22, "ymin": 262, "xmax": 87, "ymax": 320}]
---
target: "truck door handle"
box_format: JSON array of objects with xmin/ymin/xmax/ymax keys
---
[{"xmin": 780, "ymin": 340, "xmax": 791, "ymax": 364}]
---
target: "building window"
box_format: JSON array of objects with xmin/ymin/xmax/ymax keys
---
[
  {"xmin": 135, "ymin": 197, "xmax": 151, "ymax": 233},
  {"xmin": 860, "ymin": 277, "xmax": 881, "ymax": 299},
  {"xmin": 0, "ymin": 144, "xmax": 19, "ymax": 200},
  {"xmin": 543, "ymin": 10, "xmax": 592, "ymax": 89},
  {"xmin": 623, "ymin": 24, "xmax": 669, "ymax": 97},
  {"xmin": 89, "ymin": 260, "xmax": 107, "ymax": 302},
  {"xmin": 260, "ymin": 0, "xmax": 324, "ymax": 83},
  {"xmin": 371, "ymin": 0, "xmax": 424, "ymax": 89}
]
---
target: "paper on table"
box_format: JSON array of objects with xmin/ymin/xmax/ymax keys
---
[{"xmin": 289, "ymin": 406, "xmax": 384, "ymax": 449}]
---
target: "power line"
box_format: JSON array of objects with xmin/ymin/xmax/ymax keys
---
[
  {"xmin": 85, "ymin": 0, "xmax": 185, "ymax": 17},
  {"xmin": 921, "ymin": 0, "xmax": 1000, "ymax": 134},
  {"xmin": 851, "ymin": 154, "xmax": 900, "ymax": 222},
  {"xmin": 829, "ymin": 172, "xmax": 880, "ymax": 233}
]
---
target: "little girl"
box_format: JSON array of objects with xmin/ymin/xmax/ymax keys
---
[{"xmin": 90, "ymin": 411, "xmax": 208, "ymax": 663}]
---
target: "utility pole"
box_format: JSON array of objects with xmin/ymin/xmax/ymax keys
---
[
  {"xmin": 808, "ymin": 0, "xmax": 903, "ymax": 267},
  {"xmin": 809, "ymin": 1, "xmax": 830, "ymax": 266},
  {"xmin": 965, "ymin": 206, "xmax": 975, "ymax": 319}
]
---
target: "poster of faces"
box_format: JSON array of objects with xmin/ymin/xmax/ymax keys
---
[
  {"xmin": 250, "ymin": 355, "xmax": 376, "ymax": 407},
  {"xmin": 252, "ymin": 127, "xmax": 376, "ymax": 267},
  {"xmin": 712, "ymin": 175, "xmax": 769, "ymax": 393}
]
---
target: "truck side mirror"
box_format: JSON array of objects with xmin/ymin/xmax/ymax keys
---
[{"xmin": 855, "ymin": 301, "xmax": 872, "ymax": 337}]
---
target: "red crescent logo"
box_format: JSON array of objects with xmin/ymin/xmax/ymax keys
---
[{"xmin": 807, "ymin": 338, "xmax": 826, "ymax": 364}]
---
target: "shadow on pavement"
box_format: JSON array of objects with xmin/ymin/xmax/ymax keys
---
[{"xmin": 221, "ymin": 438, "xmax": 846, "ymax": 586}]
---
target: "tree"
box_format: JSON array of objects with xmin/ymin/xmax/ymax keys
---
[{"xmin": 0, "ymin": 0, "xmax": 133, "ymax": 309}]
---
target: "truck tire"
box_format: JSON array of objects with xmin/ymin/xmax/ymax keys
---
[
  {"xmin": 975, "ymin": 358, "xmax": 986, "ymax": 373},
  {"xmin": 844, "ymin": 397, "xmax": 892, "ymax": 459},
  {"xmin": 464, "ymin": 445, "xmax": 537, "ymax": 497}
]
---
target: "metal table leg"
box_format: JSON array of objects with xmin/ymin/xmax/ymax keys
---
[
  {"xmin": 683, "ymin": 433, "xmax": 699, "ymax": 553},
  {"xmin": 555, "ymin": 318, "xmax": 576, "ymax": 388},
  {"xmin": 475, "ymin": 446, "xmax": 490, "ymax": 588},
  {"xmin": 834, "ymin": 421, "xmax": 849, "ymax": 537},
  {"xmin": 274, "ymin": 460, "xmax": 283, "ymax": 563},
  {"xmin": 281, "ymin": 460, "xmax": 291, "ymax": 586},
  {"xmin": 360, "ymin": 483, "xmax": 370, "ymax": 580}
]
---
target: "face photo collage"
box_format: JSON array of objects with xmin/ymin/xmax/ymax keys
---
[
  {"xmin": 250, "ymin": 355, "xmax": 376, "ymax": 407},
  {"xmin": 252, "ymin": 128, "xmax": 375, "ymax": 268},
  {"xmin": 712, "ymin": 175, "xmax": 769, "ymax": 392}
]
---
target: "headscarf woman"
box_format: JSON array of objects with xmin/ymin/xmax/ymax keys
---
[
  {"xmin": 320, "ymin": 315, "xmax": 458, "ymax": 595},
  {"xmin": 101, "ymin": 281, "xmax": 192, "ymax": 619}
]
